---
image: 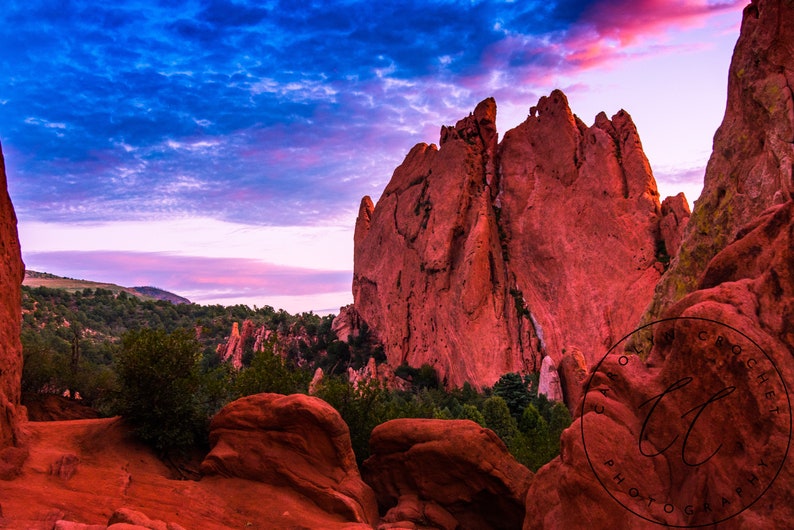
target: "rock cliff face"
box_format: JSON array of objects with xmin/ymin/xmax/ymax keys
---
[
  {"xmin": 352, "ymin": 92, "xmax": 675, "ymax": 389},
  {"xmin": 524, "ymin": 200, "xmax": 794, "ymax": 530},
  {"xmin": 524, "ymin": 2, "xmax": 794, "ymax": 527},
  {"xmin": 0, "ymin": 142, "xmax": 24, "ymax": 455},
  {"xmin": 647, "ymin": 0, "xmax": 794, "ymax": 318}
]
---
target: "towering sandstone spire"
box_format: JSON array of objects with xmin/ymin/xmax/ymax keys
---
[
  {"xmin": 352, "ymin": 90, "xmax": 680, "ymax": 390},
  {"xmin": 523, "ymin": 1, "xmax": 794, "ymax": 527}
]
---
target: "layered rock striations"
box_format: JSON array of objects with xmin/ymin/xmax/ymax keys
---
[
  {"xmin": 353, "ymin": 92, "xmax": 676, "ymax": 390},
  {"xmin": 647, "ymin": 0, "xmax": 794, "ymax": 318},
  {"xmin": 0, "ymin": 141, "xmax": 24, "ymax": 462}
]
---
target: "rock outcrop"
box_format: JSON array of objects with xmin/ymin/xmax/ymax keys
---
[
  {"xmin": 0, "ymin": 416, "xmax": 372, "ymax": 528},
  {"xmin": 537, "ymin": 356, "xmax": 563, "ymax": 402},
  {"xmin": 200, "ymin": 393, "xmax": 379, "ymax": 526},
  {"xmin": 363, "ymin": 418, "xmax": 533, "ymax": 530},
  {"xmin": 524, "ymin": 200, "xmax": 794, "ymax": 529},
  {"xmin": 659, "ymin": 192, "xmax": 691, "ymax": 261},
  {"xmin": 647, "ymin": 0, "xmax": 794, "ymax": 318},
  {"xmin": 332, "ymin": 304, "xmax": 366, "ymax": 343},
  {"xmin": 524, "ymin": 2, "xmax": 794, "ymax": 527},
  {"xmin": 353, "ymin": 92, "xmax": 670, "ymax": 390},
  {"xmin": 0, "ymin": 141, "xmax": 25, "ymax": 468}
]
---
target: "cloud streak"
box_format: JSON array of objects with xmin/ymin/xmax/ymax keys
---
[
  {"xmin": 1, "ymin": 0, "xmax": 745, "ymax": 309},
  {"xmin": 24, "ymin": 250, "xmax": 352, "ymax": 310}
]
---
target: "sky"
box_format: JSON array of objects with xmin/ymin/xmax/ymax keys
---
[{"xmin": 1, "ymin": 0, "xmax": 747, "ymax": 314}]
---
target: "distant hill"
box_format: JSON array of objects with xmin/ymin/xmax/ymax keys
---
[{"xmin": 23, "ymin": 270, "xmax": 191, "ymax": 304}]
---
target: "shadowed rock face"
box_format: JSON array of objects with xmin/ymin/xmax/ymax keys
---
[
  {"xmin": 647, "ymin": 0, "xmax": 794, "ymax": 319},
  {"xmin": 352, "ymin": 92, "xmax": 672, "ymax": 390},
  {"xmin": 0, "ymin": 142, "xmax": 24, "ymax": 455},
  {"xmin": 363, "ymin": 418, "xmax": 533, "ymax": 530},
  {"xmin": 200, "ymin": 393, "xmax": 379, "ymax": 526}
]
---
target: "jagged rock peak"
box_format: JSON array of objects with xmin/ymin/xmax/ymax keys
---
[
  {"xmin": 354, "ymin": 196, "xmax": 374, "ymax": 249},
  {"xmin": 353, "ymin": 90, "xmax": 673, "ymax": 392}
]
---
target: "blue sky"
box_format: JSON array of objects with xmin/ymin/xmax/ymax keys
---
[{"xmin": 1, "ymin": 0, "xmax": 745, "ymax": 313}]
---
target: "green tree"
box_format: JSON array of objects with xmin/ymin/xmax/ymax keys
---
[
  {"xmin": 315, "ymin": 376, "xmax": 388, "ymax": 464},
  {"xmin": 482, "ymin": 395, "xmax": 519, "ymax": 445},
  {"xmin": 493, "ymin": 372, "xmax": 531, "ymax": 419},
  {"xmin": 114, "ymin": 328, "xmax": 207, "ymax": 454},
  {"xmin": 457, "ymin": 403, "xmax": 486, "ymax": 426}
]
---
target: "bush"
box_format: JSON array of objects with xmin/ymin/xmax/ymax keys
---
[
  {"xmin": 314, "ymin": 376, "xmax": 389, "ymax": 464},
  {"xmin": 114, "ymin": 328, "xmax": 209, "ymax": 454}
]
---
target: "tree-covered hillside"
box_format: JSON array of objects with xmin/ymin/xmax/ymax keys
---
[
  {"xmin": 21, "ymin": 284, "xmax": 570, "ymax": 471},
  {"xmin": 20, "ymin": 285, "xmax": 348, "ymax": 404}
]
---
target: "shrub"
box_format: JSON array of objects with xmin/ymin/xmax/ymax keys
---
[
  {"xmin": 114, "ymin": 328, "xmax": 208, "ymax": 454},
  {"xmin": 314, "ymin": 376, "xmax": 389, "ymax": 464}
]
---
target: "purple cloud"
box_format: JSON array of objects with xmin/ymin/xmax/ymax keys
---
[{"xmin": 23, "ymin": 250, "xmax": 352, "ymax": 299}]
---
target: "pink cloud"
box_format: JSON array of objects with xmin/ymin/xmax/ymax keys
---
[
  {"xmin": 580, "ymin": 0, "xmax": 745, "ymax": 45},
  {"xmin": 23, "ymin": 250, "xmax": 352, "ymax": 300}
]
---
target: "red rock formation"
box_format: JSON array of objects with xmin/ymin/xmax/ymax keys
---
[
  {"xmin": 353, "ymin": 92, "xmax": 669, "ymax": 390},
  {"xmin": 647, "ymin": 0, "xmax": 794, "ymax": 318},
  {"xmin": 354, "ymin": 98, "xmax": 526, "ymax": 389},
  {"xmin": 331, "ymin": 304, "xmax": 366, "ymax": 343},
  {"xmin": 659, "ymin": 192, "xmax": 691, "ymax": 260},
  {"xmin": 106, "ymin": 506, "xmax": 186, "ymax": 529},
  {"xmin": 0, "ymin": 416, "xmax": 371, "ymax": 528},
  {"xmin": 0, "ymin": 142, "xmax": 25, "ymax": 464},
  {"xmin": 218, "ymin": 321, "xmax": 243, "ymax": 368},
  {"xmin": 200, "ymin": 393, "xmax": 379, "ymax": 526},
  {"xmin": 524, "ymin": 4, "xmax": 794, "ymax": 526},
  {"xmin": 363, "ymin": 418, "xmax": 533, "ymax": 530},
  {"xmin": 524, "ymin": 200, "xmax": 794, "ymax": 529},
  {"xmin": 499, "ymin": 91, "xmax": 664, "ymax": 373}
]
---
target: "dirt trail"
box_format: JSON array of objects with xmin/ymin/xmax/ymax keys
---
[{"xmin": 0, "ymin": 417, "xmax": 370, "ymax": 529}]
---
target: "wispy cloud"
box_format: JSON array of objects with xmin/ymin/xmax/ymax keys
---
[
  {"xmin": 1, "ymin": 0, "xmax": 745, "ymax": 309},
  {"xmin": 1, "ymin": 0, "xmax": 743, "ymax": 228}
]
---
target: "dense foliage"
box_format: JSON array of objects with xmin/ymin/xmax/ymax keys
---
[{"xmin": 21, "ymin": 285, "xmax": 571, "ymax": 469}]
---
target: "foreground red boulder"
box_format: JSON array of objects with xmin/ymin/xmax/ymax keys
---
[
  {"xmin": 363, "ymin": 419, "xmax": 533, "ymax": 529},
  {"xmin": 200, "ymin": 393, "xmax": 379, "ymax": 526}
]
